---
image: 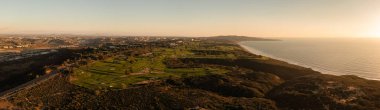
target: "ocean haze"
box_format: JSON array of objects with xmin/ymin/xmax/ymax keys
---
[{"xmin": 241, "ymin": 38, "xmax": 380, "ymax": 80}]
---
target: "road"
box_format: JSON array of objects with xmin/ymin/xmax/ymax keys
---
[{"xmin": 0, "ymin": 71, "xmax": 59, "ymax": 100}]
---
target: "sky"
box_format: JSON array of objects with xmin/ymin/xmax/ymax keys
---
[{"xmin": 1, "ymin": 0, "xmax": 380, "ymax": 38}]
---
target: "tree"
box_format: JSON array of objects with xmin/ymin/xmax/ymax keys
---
[
  {"xmin": 127, "ymin": 56, "xmax": 136, "ymax": 64},
  {"xmin": 125, "ymin": 69, "xmax": 130, "ymax": 75},
  {"xmin": 125, "ymin": 67, "xmax": 133, "ymax": 75}
]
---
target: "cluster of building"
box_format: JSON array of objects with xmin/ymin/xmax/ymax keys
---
[
  {"xmin": 0, "ymin": 34, "xmax": 202, "ymax": 62},
  {"xmin": 0, "ymin": 49, "xmax": 57, "ymax": 62},
  {"xmin": 0, "ymin": 34, "xmax": 83, "ymax": 50}
]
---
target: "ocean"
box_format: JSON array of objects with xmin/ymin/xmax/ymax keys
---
[{"xmin": 240, "ymin": 38, "xmax": 380, "ymax": 80}]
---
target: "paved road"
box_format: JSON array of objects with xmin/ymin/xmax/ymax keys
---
[{"xmin": 0, "ymin": 72, "xmax": 59, "ymax": 100}]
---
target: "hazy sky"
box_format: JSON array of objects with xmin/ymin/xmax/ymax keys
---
[{"xmin": 1, "ymin": 0, "xmax": 380, "ymax": 38}]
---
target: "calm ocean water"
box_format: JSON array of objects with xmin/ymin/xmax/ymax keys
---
[{"xmin": 240, "ymin": 38, "xmax": 380, "ymax": 80}]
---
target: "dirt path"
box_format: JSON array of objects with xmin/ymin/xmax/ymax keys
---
[
  {"xmin": 0, "ymin": 71, "xmax": 58, "ymax": 100},
  {"xmin": 129, "ymin": 68, "xmax": 150, "ymax": 75},
  {"xmin": 0, "ymin": 100, "xmax": 15, "ymax": 109}
]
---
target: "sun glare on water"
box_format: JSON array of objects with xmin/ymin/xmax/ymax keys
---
[
  {"xmin": 371, "ymin": 17, "xmax": 380, "ymax": 38},
  {"xmin": 374, "ymin": 27, "xmax": 380, "ymax": 37},
  {"xmin": 368, "ymin": 20, "xmax": 380, "ymax": 38}
]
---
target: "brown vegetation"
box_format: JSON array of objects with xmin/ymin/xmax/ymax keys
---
[{"xmin": 2, "ymin": 38, "xmax": 380, "ymax": 110}]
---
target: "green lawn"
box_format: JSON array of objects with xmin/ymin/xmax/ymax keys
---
[{"xmin": 70, "ymin": 44, "xmax": 234, "ymax": 90}]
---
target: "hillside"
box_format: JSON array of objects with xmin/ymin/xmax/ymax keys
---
[
  {"xmin": 1, "ymin": 39, "xmax": 380, "ymax": 110},
  {"xmin": 205, "ymin": 35, "xmax": 278, "ymax": 42}
]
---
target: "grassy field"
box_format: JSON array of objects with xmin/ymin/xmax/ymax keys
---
[{"xmin": 70, "ymin": 44, "xmax": 233, "ymax": 90}]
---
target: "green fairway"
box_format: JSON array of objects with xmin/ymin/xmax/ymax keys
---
[
  {"xmin": 71, "ymin": 59, "xmax": 229, "ymax": 89},
  {"xmin": 70, "ymin": 43, "xmax": 235, "ymax": 90}
]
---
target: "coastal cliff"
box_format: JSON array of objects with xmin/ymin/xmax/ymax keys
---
[{"xmin": 1, "ymin": 36, "xmax": 379, "ymax": 110}]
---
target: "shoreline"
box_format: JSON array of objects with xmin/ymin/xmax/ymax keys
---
[{"xmin": 237, "ymin": 41, "xmax": 380, "ymax": 81}]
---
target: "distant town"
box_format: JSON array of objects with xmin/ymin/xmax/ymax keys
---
[
  {"xmin": 0, "ymin": 34, "xmax": 197, "ymax": 63},
  {"xmin": 1, "ymin": 35, "xmax": 380, "ymax": 109}
]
